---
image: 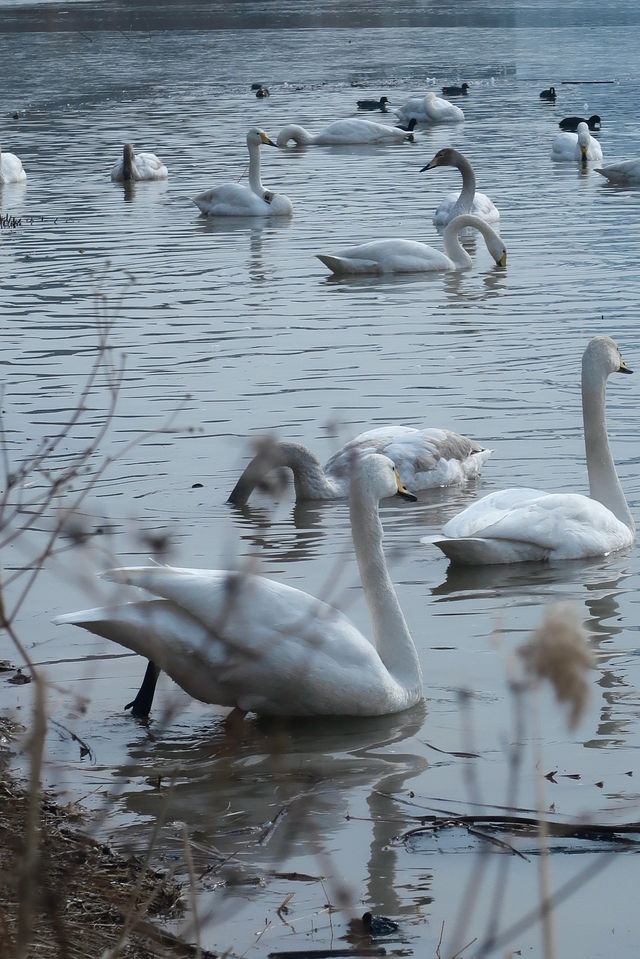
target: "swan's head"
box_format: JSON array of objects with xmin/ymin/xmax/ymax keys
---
[
  {"xmin": 420, "ymin": 147, "xmax": 464, "ymax": 173},
  {"xmin": 577, "ymin": 122, "xmax": 591, "ymax": 159},
  {"xmin": 487, "ymin": 232, "xmax": 507, "ymax": 267},
  {"xmin": 350, "ymin": 453, "xmax": 417, "ymax": 503},
  {"xmin": 583, "ymin": 336, "xmax": 632, "ymax": 381},
  {"xmin": 247, "ymin": 127, "xmax": 277, "ymax": 149}
]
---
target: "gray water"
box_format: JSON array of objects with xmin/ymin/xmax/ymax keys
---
[{"xmin": 3, "ymin": 2, "xmax": 640, "ymax": 956}]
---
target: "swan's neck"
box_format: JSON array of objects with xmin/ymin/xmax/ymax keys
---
[
  {"xmin": 248, "ymin": 140, "xmax": 266, "ymax": 196},
  {"xmin": 582, "ymin": 367, "xmax": 634, "ymax": 531},
  {"xmin": 441, "ymin": 216, "xmax": 475, "ymax": 267},
  {"xmin": 122, "ymin": 146, "xmax": 136, "ymax": 181},
  {"xmin": 350, "ymin": 488, "xmax": 422, "ymax": 693},
  {"xmin": 228, "ymin": 442, "xmax": 340, "ymax": 505},
  {"xmin": 450, "ymin": 156, "xmax": 476, "ymax": 217},
  {"xmin": 277, "ymin": 125, "xmax": 312, "ymax": 147}
]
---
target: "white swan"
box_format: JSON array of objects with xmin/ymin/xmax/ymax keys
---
[
  {"xmin": 0, "ymin": 144, "xmax": 26, "ymax": 184},
  {"xmin": 394, "ymin": 92, "xmax": 464, "ymax": 124},
  {"xmin": 193, "ymin": 128, "xmax": 293, "ymax": 217},
  {"xmin": 422, "ymin": 148, "xmax": 500, "ymax": 225},
  {"xmin": 228, "ymin": 424, "xmax": 492, "ymax": 504},
  {"xmin": 316, "ymin": 213, "xmax": 506, "ymax": 275},
  {"xmin": 276, "ymin": 119, "xmax": 413, "ymax": 146},
  {"xmin": 551, "ymin": 122, "xmax": 603, "ymax": 163},
  {"xmin": 423, "ymin": 336, "xmax": 634, "ymax": 565},
  {"xmin": 55, "ymin": 454, "xmax": 423, "ymax": 718},
  {"xmin": 110, "ymin": 143, "xmax": 168, "ymax": 182},
  {"xmin": 595, "ymin": 159, "xmax": 640, "ymax": 185}
]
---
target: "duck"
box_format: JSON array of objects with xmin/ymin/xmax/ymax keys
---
[
  {"xmin": 110, "ymin": 143, "xmax": 168, "ymax": 182},
  {"xmin": 227, "ymin": 423, "xmax": 492, "ymax": 505},
  {"xmin": 595, "ymin": 159, "xmax": 640, "ymax": 185},
  {"xmin": 395, "ymin": 118, "xmax": 418, "ymax": 133},
  {"xmin": 254, "ymin": 85, "xmax": 270, "ymax": 98},
  {"xmin": 442, "ymin": 83, "xmax": 470, "ymax": 96},
  {"xmin": 193, "ymin": 127, "xmax": 293, "ymax": 217},
  {"xmin": 357, "ymin": 96, "xmax": 390, "ymax": 111},
  {"xmin": 394, "ymin": 91, "xmax": 464, "ymax": 124},
  {"xmin": 0, "ymin": 144, "xmax": 27, "ymax": 184},
  {"xmin": 316, "ymin": 213, "xmax": 506, "ymax": 275},
  {"xmin": 422, "ymin": 336, "xmax": 634, "ymax": 565},
  {"xmin": 551, "ymin": 121, "xmax": 603, "ymax": 163},
  {"xmin": 422, "ymin": 148, "xmax": 500, "ymax": 225},
  {"xmin": 559, "ymin": 114, "xmax": 601, "ymax": 132},
  {"xmin": 540, "ymin": 86, "xmax": 557, "ymax": 101},
  {"xmin": 276, "ymin": 119, "xmax": 413, "ymax": 146},
  {"xmin": 55, "ymin": 454, "xmax": 424, "ymax": 719}
]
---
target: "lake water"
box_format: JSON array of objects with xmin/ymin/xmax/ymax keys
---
[{"xmin": 3, "ymin": 2, "xmax": 640, "ymax": 956}]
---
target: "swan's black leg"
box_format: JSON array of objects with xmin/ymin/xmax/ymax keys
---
[{"xmin": 125, "ymin": 660, "xmax": 160, "ymax": 718}]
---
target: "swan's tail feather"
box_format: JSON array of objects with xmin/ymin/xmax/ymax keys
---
[{"xmin": 316, "ymin": 254, "xmax": 379, "ymax": 276}]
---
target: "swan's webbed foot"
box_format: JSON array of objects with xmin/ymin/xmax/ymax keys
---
[{"xmin": 125, "ymin": 660, "xmax": 160, "ymax": 718}]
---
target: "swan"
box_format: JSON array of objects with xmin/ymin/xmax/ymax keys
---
[
  {"xmin": 595, "ymin": 159, "xmax": 640, "ymax": 185},
  {"xmin": 192, "ymin": 128, "xmax": 293, "ymax": 217},
  {"xmin": 422, "ymin": 336, "xmax": 634, "ymax": 565},
  {"xmin": 55, "ymin": 454, "xmax": 423, "ymax": 718},
  {"xmin": 357, "ymin": 97, "xmax": 390, "ymax": 111},
  {"xmin": 442, "ymin": 83, "xmax": 470, "ymax": 96},
  {"xmin": 316, "ymin": 213, "xmax": 506, "ymax": 275},
  {"xmin": 551, "ymin": 122, "xmax": 603, "ymax": 163},
  {"xmin": 0, "ymin": 144, "xmax": 26, "ymax": 184},
  {"xmin": 276, "ymin": 119, "xmax": 413, "ymax": 146},
  {"xmin": 110, "ymin": 143, "xmax": 168, "ymax": 182},
  {"xmin": 228, "ymin": 424, "xmax": 492, "ymax": 505},
  {"xmin": 559, "ymin": 114, "xmax": 601, "ymax": 132},
  {"xmin": 422, "ymin": 148, "xmax": 500, "ymax": 225},
  {"xmin": 394, "ymin": 92, "xmax": 464, "ymax": 124},
  {"xmin": 540, "ymin": 86, "xmax": 557, "ymax": 101}
]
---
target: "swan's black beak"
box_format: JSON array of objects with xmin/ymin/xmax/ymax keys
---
[
  {"xmin": 619, "ymin": 360, "xmax": 633, "ymax": 374},
  {"xmin": 394, "ymin": 468, "xmax": 418, "ymax": 501},
  {"xmin": 420, "ymin": 159, "xmax": 437, "ymax": 172}
]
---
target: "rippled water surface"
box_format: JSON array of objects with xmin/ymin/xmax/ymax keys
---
[{"xmin": 3, "ymin": 2, "xmax": 640, "ymax": 956}]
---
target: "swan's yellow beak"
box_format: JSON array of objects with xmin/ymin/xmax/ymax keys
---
[
  {"xmin": 580, "ymin": 145, "xmax": 588, "ymax": 161},
  {"xmin": 497, "ymin": 251, "xmax": 507, "ymax": 267},
  {"xmin": 260, "ymin": 132, "xmax": 277, "ymax": 147},
  {"xmin": 394, "ymin": 468, "xmax": 417, "ymax": 501},
  {"xmin": 619, "ymin": 358, "xmax": 633, "ymax": 374}
]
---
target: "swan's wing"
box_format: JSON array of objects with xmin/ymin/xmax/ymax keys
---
[
  {"xmin": 318, "ymin": 119, "xmax": 405, "ymax": 143},
  {"xmin": 425, "ymin": 97, "xmax": 464, "ymax": 122},
  {"xmin": 393, "ymin": 96, "xmax": 425, "ymax": 119},
  {"xmin": 192, "ymin": 183, "xmax": 268, "ymax": 216},
  {"xmin": 55, "ymin": 566, "xmax": 396, "ymax": 715},
  {"xmin": 439, "ymin": 488, "xmax": 632, "ymax": 558},
  {"xmin": 317, "ymin": 239, "xmax": 448, "ymax": 274},
  {"xmin": 325, "ymin": 426, "xmax": 490, "ymax": 488},
  {"xmin": 551, "ymin": 131, "xmax": 578, "ymax": 159},
  {"xmin": 1, "ymin": 153, "xmax": 26, "ymax": 182},
  {"xmin": 135, "ymin": 152, "xmax": 168, "ymax": 179},
  {"xmin": 596, "ymin": 159, "xmax": 640, "ymax": 183}
]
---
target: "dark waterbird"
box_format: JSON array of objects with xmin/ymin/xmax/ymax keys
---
[
  {"xmin": 357, "ymin": 96, "xmax": 390, "ymax": 111},
  {"xmin": 540, "ymin": 86, "xmax": 557, "ymax": 100},
  {"xmin": 559, "ymin": 114, "xmax": 601, "ymax": 131},
  {"xmin": 442, "ymin": 82, "xmax": 469, "ymax": 96}
]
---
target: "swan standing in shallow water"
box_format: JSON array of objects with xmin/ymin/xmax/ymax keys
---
[
  {"xmin": 596, "ymin": 159, "xmax": 640, "ymax": 184},
  {"xmin": 110, "ymin": 143, "xmax": 168, "ymax": 181},
  {"xmin": 551, "ymin": 122, "xmax": 603, "ymax": 163},
  {"xmin": 0, "ymin": 144, "xmax": 26, "ymax": 184},
  {"xmin": 423, "ymin": 336, "xmax": 634, "ymax": 565},
  {"xmin": 55, "ymin": 454, "xmax": 423, "ymax": 718},
  {"xmin": 316, "ymin": 213, "xmax": 506, "ymax": 275},
  {"xmin": 422, "ymin": 148, "xmax": 500, "ymax": 225},
  {"xmin": 193, "ymin": 128, "xmax": 293, "ymax": 217},
  {"xmin": 276, "ymin": 119, "xmax": 413, "ymax": 146},
  {"xmin": 228, "ymin": 424, "xmax": 492, "ymax": 504},
  {"xmin": 394, "ymin": 91, "xmax": 464, "ymax": 124}
]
